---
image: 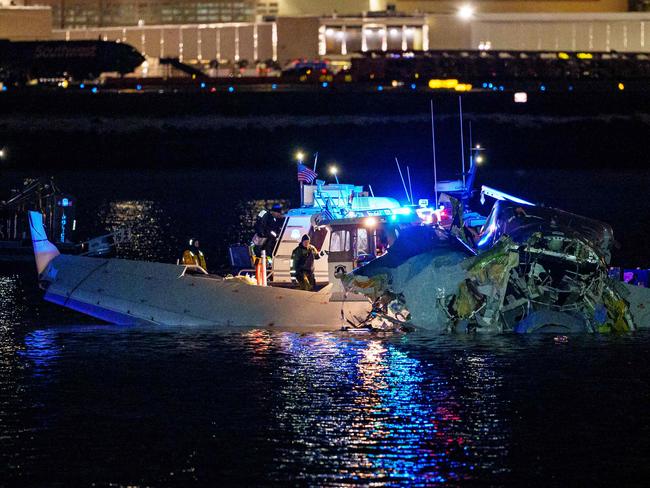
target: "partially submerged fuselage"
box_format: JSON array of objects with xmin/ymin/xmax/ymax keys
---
[
  {"xmin": 28, "ymin": 211, "xmax": 372, "ymax": 330},
  {"xmin": 344, "ymin": 196, "xmax": 650, "ymax": 334}
]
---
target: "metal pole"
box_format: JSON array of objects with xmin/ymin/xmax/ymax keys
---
[
  {"xmin": 261, "ymin": 250, "xmax": 267, "ymax": 286},
  {"xmin": 469, "ymin": 120, "xmax": 474, "ymax": 170},
  {"xmin": 430, "ymin": 99, "xmax": 438, "ymax": 207},
  {"xmin": 394, "ymin": 157, "xmax": 411, "ymax": 204},
  {"xmin": 313, "ymin": 151, "xmax": 319, "ymax": 173},
  {"xmin": 369, "ymin": 184, "xmax": 375, "ymax": 197},
  {"xmin": 407, "ymin": 166, "xmax": 414, "ymax": 204},
  {"xmin": 459, "ymin": 96, "xmax": 466, "ymax": 189}
]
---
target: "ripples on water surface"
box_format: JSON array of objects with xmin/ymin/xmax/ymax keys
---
[{"xmin": 2, "ymin": 263, "xmax": 650, "ymax": 486}]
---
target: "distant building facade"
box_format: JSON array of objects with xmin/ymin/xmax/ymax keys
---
[
  {"xmin": 23, "ymin": 0, "xmax": 633, "ymax": 30},
  {"xmin": 24, "ymin": 0, "xmax": 258, "ymax": 29}
]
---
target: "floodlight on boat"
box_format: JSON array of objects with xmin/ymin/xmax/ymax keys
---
[{"xmin": 364, "ymin": 217, "xmax": 378, "ymax": 228}]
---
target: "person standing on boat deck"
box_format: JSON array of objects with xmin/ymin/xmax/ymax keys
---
[
  {"xmin": 291, "ymin": 234, "xmax": 324, "ymax": 291},
  {"xmin": 182, "ymin": 238, "xmax": 207, "ymax": 271},
  {"xmin": 252, "ymin": 203, "xmax": 285, "ymax": 258}
]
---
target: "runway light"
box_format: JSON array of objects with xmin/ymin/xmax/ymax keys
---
[
  {"xmin": 514, "ymin": 92, "xmax": 528, "ymax": 103},
  {"xmin": 136, "ymin": 84, "xmax": 142, "ymax": 90},
  {"xmin": 200, "ymin": 82, "xmax": 206, "ymax": 88},
  {"xmin": 457, "ymin": 4, "xmax": 475, "ymax": 20},
  {"xmin": 377, "ymin": 85, "xmax": 383, "ymax": 91},
  {"xmin": 411, "ymin": 83, "xmax": 416, "ymax": 90},
  {"xmin": 618, "ymin": 82, "xmax": 625, "ymax": 91},
  {"xmin": 272, "ymin": 83, "xmax": 277, "ymax": 89},
  {"xmin": 540, "ymin": 85, "xmax": 546, "ymax": 92},
  {"xmin": 79, "ymin": 83, "xmax": 85, "ymax": 89},
  {"xmin": 91, "ymin": 87, "xmax": 98, "ymax": 93},
  {"xmin": 210, "ymin": 87, "xmax": 216, "ymax": 92},
  {"xmin": 228, "ymin": 86, "xmax": 234, "ymax": 92},
  {"xmin": 322, "ymin": 81, "xmax": 328, "ymax": 88}
]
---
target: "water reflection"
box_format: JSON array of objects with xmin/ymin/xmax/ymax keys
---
[
  {"xmin": 97, "ymin": 199, "xmax": 177, "ymax": 262},
  {"xmin": 242, "ymin": 332, "xmax": 508, "ymax": 484},
  {"xmin": 19, "ymin": 330, "xmax": 60, "ymax": 378}
]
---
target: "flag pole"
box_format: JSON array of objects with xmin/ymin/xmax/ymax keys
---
[{"xmin": 298, "ymin": 157, "xmax": 304, "ymax": 207}]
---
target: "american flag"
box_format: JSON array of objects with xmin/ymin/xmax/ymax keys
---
[{"xmin": 297, "ymin": 163, "xmax": 317, "ymax": 183}]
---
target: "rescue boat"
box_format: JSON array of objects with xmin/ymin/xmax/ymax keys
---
[{"xmin": 28, "ymin": 179, "xmax": 424, "ymax": 330}]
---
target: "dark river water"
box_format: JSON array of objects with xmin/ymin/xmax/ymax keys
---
[
  {"xmin": 2, "ymin": 268, "xmax": 650, "ymax": 486},
  {"xmin": 3, "ymin": 101, "xmax": 650, "ymax": 485}
]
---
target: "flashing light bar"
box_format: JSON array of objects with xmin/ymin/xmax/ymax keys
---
[{"xmin": 480, "ymin": 185, "xmax": 535, "ymax": 206}]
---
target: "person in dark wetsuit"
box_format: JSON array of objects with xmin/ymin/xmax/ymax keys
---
[
  {"xmin": 290, "ymin": 234, "xmax": 324, "ymax": 291},
  {"xmin": 252, "ymin": 203, "xmax": 285, "ymax": 258}
]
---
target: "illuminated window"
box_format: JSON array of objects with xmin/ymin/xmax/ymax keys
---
[{"xmin": 330, "ymin": 230, "xmax": 350, "ymax": 252}]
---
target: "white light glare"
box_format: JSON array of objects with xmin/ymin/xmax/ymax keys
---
[
  {"xmin": 514, "ymin": 92, "xmax": 528, "ymax": 103},
  {"xmin": 457, "ymin": 4, "xmax": 475, "ymax": 20}
]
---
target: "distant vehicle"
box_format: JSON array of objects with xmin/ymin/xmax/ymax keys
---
[
  {"xmin": 281, "ymin": 59, "xmax": 333, "ymax": 81},
  {"xmin": 0, "ymin": 40, "xmax": 145, "ymax": 84}
]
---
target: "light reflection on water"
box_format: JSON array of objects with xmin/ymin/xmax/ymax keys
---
[
  {"xmin": 2, "ymin": 264, "xmax": 650, "ymax": 485},
  {"xmin": 97, "ymin": 199, "xmax": 177, "ymax": 262},
  {"xmin": 261, "ymin": 333, "xmax": 504, "ymax": 484}
]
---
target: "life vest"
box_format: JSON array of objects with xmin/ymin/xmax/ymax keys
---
[{"xmin": 182, "ymin": 249, "xmax": 207, "ymax": 271}]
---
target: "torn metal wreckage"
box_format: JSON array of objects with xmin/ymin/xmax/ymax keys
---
[{"xmin": 343, "ymin": 198, "xmax": 650, "ymax": 334}]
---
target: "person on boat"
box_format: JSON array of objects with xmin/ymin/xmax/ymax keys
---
[
  {"xmin": 291, "ymin": 234, "xmax": 324, "ymax": 291},
  {"xmin": 252, "ymin": 203, "xmax": 285, "ymax": 258},
  {"xmin": 182, "ymin": 238, "xmax": 207, "ymax": 271}
]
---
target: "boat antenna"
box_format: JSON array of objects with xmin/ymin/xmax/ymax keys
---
[
  {"xmin": 430, "ymin": 99, "xmax": 439, "ymax": 208},
  {"xmin": 407, "ymin": 165, "xmax": 414, "ymax": 204},
  {"xmin": 394, "ymin": 156, "xmax": 411, "ymax": 204},
  {"xmin": 368, "ymin": 184, "xmax": 375, "ymax": 197},
  {"xmin": 313, "ymin": 151, "xmax": 319, "ymax": 173},
  {"xmin": 459, "ymin": 95, "xmax": 466, "ymax": 189}
]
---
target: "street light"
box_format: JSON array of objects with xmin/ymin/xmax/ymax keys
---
[
  {"xmin": 329, "ymin": 165, "xmax": 339, "ymax": 184},
  {"xmin": 457, "ymin": 4, "xmax": 475, "ymax": 21},
  {"xmin": 0, "ymin": 147, "xmax": 6, "ymax": 159},
  {"xmin": 295, "ymin": 151, "xmax": 305, "ymax": 162}
]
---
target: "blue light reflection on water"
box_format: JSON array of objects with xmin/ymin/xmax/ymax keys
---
[{"xmin": 254, "ymin": 332, "xmax": 500, "ymax": 485}]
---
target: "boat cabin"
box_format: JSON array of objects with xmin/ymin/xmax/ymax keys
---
[{"xmin": 265, "ymin": 180, "xmax": 420, "ymax": 299}]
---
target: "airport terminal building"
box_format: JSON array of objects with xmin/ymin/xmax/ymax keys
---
[{"xmin": 4, "ymin": 0, "xmax": 650, "ymax": 70}]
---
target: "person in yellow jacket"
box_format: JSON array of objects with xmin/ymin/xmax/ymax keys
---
[{"xmin": 182, "ymin": 238, "xmax": 207, "ymax": 271}]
